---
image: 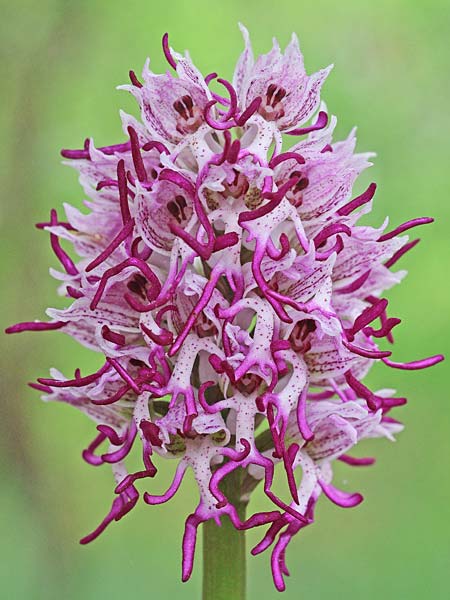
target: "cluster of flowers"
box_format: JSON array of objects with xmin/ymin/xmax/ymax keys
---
[{"xmin": 8, "ymin": 26, "xmax": 443, "ymax": 591}]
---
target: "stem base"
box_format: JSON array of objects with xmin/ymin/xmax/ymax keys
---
[{"xmin": 202, "ymin": 469, "xmax": 247, "ymax": 600}]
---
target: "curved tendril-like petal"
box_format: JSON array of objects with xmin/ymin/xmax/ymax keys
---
[
  {"xmin": 60, "ymin": 140, "xmax": 131, "ymax": 159},
  {"xmin": 162, "ymin": 32, "xmax": 177, "ymax": 70},
  {"xmin": 318, "ymin": 479, "xmax": 364, "ymax": 507},
  {"xmin": 269, "ymin": 151, "xmax": 305, "ymax": 169},
  {"xmin": 216, "ymin": 78, "xmax": 238, "ymax": 121},
  {"xmin": 338, "ymin": 454, "xmax": 376, "ymax": 466},
  {"xmin": 144, "ymin": 460, "xmax": 188, "ymax": 505},
  {"xmin": 384, "ymin": 238, "xmax": 420, "ymax": 268},
  {"xmin": 382, "ymin": 354, "xmax": 444, "ymax": 370},
  {"xmin": 337, "ymin": 182, "xmax": 377, "ymax": 216},
  {"xmin": 204, "ymin": 100, "xmax": 236, "ymax": 130},
  {"xmin": 235, "ymin": 96, "xmax": 262, "ymax": 126},
  {"xmin": 378, "ymin": 217, "xmax": 433, "ymax": 242},
  {"xmin": 6, "ymin": 320, "xmax": 66, "ymax": 334},
  {"xmin": 181, "ymin": 512, "xmax": 204, "ymax": 582},
  {"xmin": 285, "ymin": 110, "xmax": 328, "ymax": 136},
  {"xmin": 86, "ymin": 218, "xmax": 135, "ymax": 272}
]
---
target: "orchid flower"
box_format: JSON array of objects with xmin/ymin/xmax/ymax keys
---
[{"xmin": 7, "ymin": 24, "xmax": 443, "ymax": 597}]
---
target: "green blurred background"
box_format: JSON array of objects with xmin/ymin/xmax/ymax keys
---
[{"xmin": 1, "ymin": 1, "xmax": 449, "ymax": 598}]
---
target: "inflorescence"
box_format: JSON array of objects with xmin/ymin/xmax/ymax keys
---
[{"xmin": 7, "ymin": 26, "xmax": 443, "ymax": 591}]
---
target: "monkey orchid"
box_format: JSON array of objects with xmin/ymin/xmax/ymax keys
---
[{"xmin": 7, "ymin": 24, "xmax": 443, "ymax": 598}]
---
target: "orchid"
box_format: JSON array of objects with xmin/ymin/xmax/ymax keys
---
[{"xmin": 7, "ymin": 24, "xmax": 443, "ymax": 597}]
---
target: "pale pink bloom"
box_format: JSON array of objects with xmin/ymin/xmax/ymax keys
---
[{"xmin": 8, "ymin": 26, "xmax": 443, "ymax": 591}]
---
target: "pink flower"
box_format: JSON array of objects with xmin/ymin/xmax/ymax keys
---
[
  {"xmin": 7, "ymin": 26, "xmax": 443, "ymax": 591},
  {"xmin": 233, "ymin": 24, "xmax": 332, "ymax": 134}
]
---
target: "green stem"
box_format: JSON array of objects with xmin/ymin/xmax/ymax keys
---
[{"xmin": 202, "ymin": 469, "xmax": 247, "ymax": 600}]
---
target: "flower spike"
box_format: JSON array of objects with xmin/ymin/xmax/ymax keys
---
[{"xmin": 7, "ymin": 24, "xmax": 443, "ymax": 594}]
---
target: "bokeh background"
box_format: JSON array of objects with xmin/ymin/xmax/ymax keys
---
[{"xmin": 1, "ymin": 1, "xmax": 449, "ymax": 598}]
